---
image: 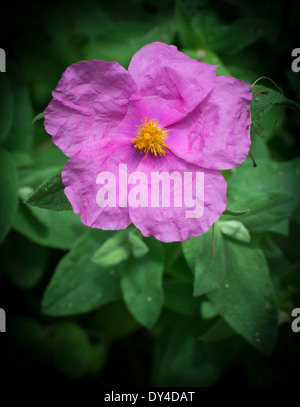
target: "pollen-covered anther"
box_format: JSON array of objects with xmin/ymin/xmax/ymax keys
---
[{"xmin": 132, "ymin": 117, "xmax": 170, "ymax": 157}]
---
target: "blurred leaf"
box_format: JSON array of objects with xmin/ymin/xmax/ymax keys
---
[
  {"xmin": 9, "ymin": 316, "xmax": 49, "ymax": 364},
  {"xmin": 228, "ymin": 192, "xmax": 298, "ymax": 233},
  {"xmin": 68, "ymin": 1, "xmax": 113, "ymax": 40},
  {"xmin": 175, "ymin": 0, "xmax": 205, "ymax": 48},
  {"xmin": 212, "ymin": 18, "xmax": 272, "ymax": 55},
  {"xmin": 18, "ymin": 146, "xmax": 67, "ymax": 188},
  {"xmin": 25, "ymin": 168, "xmax": 72, "ymax": 211},
  {"xmin": 200, "ymin": 300, "xmax": 219, "ymax": 320},
  {"xmin": 199, "ymin": 318, "xmax": 235, "ymax": 342},
  {"xmin": 128, "ymin": 228, "xmax": 149, "ymax": 258},
  {"xmin": 2, "ymin": 233, "xmax": 48, "ymax": 290},
  {"xmin": 256, "ymin": 234, "xmax": 282, "ymax": 258},
  {"xmin": 251, "ymin": 85, "xmax": 300, "ymax": 125},
  {"xmin": 87, "ymin": 343, "xmax": 109, "ymax": 375},
  {"xmin": 223, "ymin": 208, "xmax": 250, "ymax": 216},
  {"xmin": 92, "ymin": 229, "xmax": 131, "ymax": 267},
  {"xmin": 32, "ymin": 112, "xmax": 44, "ymax": 124},
  {"xmin": 182, "ymin": 226, "xmax": 225, "ymax": 296},
  {"xmin": 219, "ymin": 220, "xmax": 250, "ymax": 242},
  {"xmin": 48, "ymin": 322, "xmax": 91, "ymax": 378},
  {"xmin": 121, "ymin": 238, "xmax": 164, "ymax": 328},
  {"xmin": 3, "ymin": 83, "xmax": 33, "ymax": 152},
  {"xmin": 228, "ymin": 158, "xmax": 300, "ymax": 198},
  {"xmin": 269, "ymin": 219, "xmax": 289, "ymax": 236},
  {"xmin": 42, "ymin": 230, "xmax": 121, "ymax": 316},
  {"xmin": 0, "ymin": 148, "xmax": 18, "ymax": 244},
  {"xmin": 152, "ymin": 312, "xmax": 237, "ymax": 386},
  {"xmin": 13, "ymin": 202, "xmax": 85, "ymax": 250},
  {"xmin": 129, "ymin": 20, "xmax": 175, "ymax": 51},
  {"xmin": 164, "ymin": 251, "xmax": 193, "ymax": 283},
  {"xmin": 163, "ymin": 279, "xmax": 200, "ymax": 315},
  {"xmin": 82, "ymin": 20, "xmax": 175, "ymax": 68},
  {"xmin": 0, "ymin": 75, "xmax": 13, "ymax": 144},
  {"xmin": 227, "ymin": 158, "xmax": 300, "ymax": 232},
  {"xmin": 82, "ymin": 301, "xmax": 139, "ymax": 341},
  {"xmin": 207, "ymin": 237, "xmax": 278, "ymax": 356}
]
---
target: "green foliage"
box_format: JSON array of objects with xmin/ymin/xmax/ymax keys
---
[
  {"xmin": 1, "ymin": 232, "xmax": 48, "ymax": 290},
  {"xmin": 25, "ymin": 168, "xmax": 72, "ymax": 211},
  {"xmin": 0, "ymin": 148, "xmax": 18, "ymax": 244},
  {"xmin": 0, "ymin": 76, "xmax": 13, "ymax": 144},
  {"xmin": 42, "ymin": 230, "xmax": 122, "ymax": 315},
  {"xmin": 121, "ymin": 238, "xmax": 164, "ymax": 328},
  {"xmin": 92, "ymin": 229, "xmax": 131, "ymax": 267},
  {"xmin": 251, "ymin": 84, "xmax": 300, "ymax": 125}
]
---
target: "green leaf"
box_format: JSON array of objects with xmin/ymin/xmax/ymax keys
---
[
  {"xmin": 219, "ymin": 220, "xmax": 251, "ymax": 242},
  {"xmin": 0, "ymin": 148, "xmax": 18, "ymax": 244},
  {"xmin": 251, "ymin": 84, "xmax": 300, "ymax": 125},
  {"xmin": 227, "ymin": 158, "xmax": 300, "ymax": 232},
  {"xmin": 182, "ymin": 226, "xmax": 226, "ymax": 297},
  {"xmin": 9, "ymin": 316, "xmax": 49, "ymax": 364},
  {"xmin": 223, "ymin": 208, "xmax": 250, "ymax": 216},
  {"xmin": 2, "ymin": 233, "xmax": 48, "ymax": 290},
  {"xmin": 87, "ymin": 343, "xmax": 108, "ymax": 375},
  {"xmin": 163, "ymin": 279, "xmax": 200, "ymax": 316},
  {"xmin": 200, "ymin": 300, "xmax": 219, "ymax": 320},
  {"xmin": 268, "ymin": 219, "xmax": 289, "ymax": 236},
  {"xmin": 32, "ymin": 112, "xmax": 44, "ymax": 124},
  {"xmin": 92, "ymin": 229, "xmax": 131, "ymax": 267},
  {"xmin": 128, "ymin": 228, "xmax": 149, "ymax": 258},
  {"xmin": 175, "ymin": 0, "xmax": 205, "ymax": 48},
  {"xmin": 256, "ymin": 234, "xmax": 282, "ymax": 258},
  {"xmin": 211, "ymin": 17, "xmax": 271, "ymax": 55},
  {"xmin": 49, "ymin": 322, "xmax": 91, "ymax": 378},
  {"xmin": 3, "ymin": 83, "xmax": 34, "ymax": 152},
  {"xmin": 42, "ymin": 230, "xmax": 121, "ymax": 316},
  {"xmin": 25, "ymin": 168, "xmax": 72, "ymax": 211},
  {"xmin": 82, "ymin": 20, "xmax": 174, "ymax": 68},
  {"xmin": 121, "ymin": 238, "xmax": 164, "ymax": 328},
  {"xmin": 199, "ymin": 318, "xmax": 235, "ymax": 342},
  {"xmin": 152, "ymin": 312, "xmax": 237, "ymax": 386},
  {"xmin": 0, "ymin": 75, "xmax": 13, "ymax": 144},
  {"xmin": 191, "ymin": 12, "xmax": 271, "ymax": 55},
  {"xmin": 207, "ymin": 237, "xmax": 278, "ymax": 356},
  {"xmin": 13, "ymin": 202, "xmax": 85, "ymax": 250},
  {"xmin": 18, "ymin": 146, "xmax": 67, "ymax": 188},
  {"xmin": 227, "ymin": 191, "xmax": 298, "ymax": 233},
  {"xmin": 228, "ymin": 158, "xmax": 300, "ymax": 198},
  {"xmin": 82, "ymin": 301, "xmax": 139, "ymax": 341}
]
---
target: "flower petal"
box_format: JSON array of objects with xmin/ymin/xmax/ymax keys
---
[
  {"xmin": 62, "ymin": 138, "xmax": 142, "ymax": 230},
  {"xmin": 128, "ymin": 42, "xmax": 216, "ymax": 127},
  {"xmin": 45, "ymin": 60, "xmax": 144, "ymax": 157},
  {"xmin": 167, "ymin": 75, "xmax": 252, "ymax": 170},
  {"xmin": 128, "ymin": 151, "xmax": 227, "ymax": 242}
]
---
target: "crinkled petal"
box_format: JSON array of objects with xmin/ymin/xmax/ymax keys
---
[
  {"xmin": 62, "ymin": 138, "xmax": 142, "ymax": 230},
  {"xmin": 128, "ymin": 151, "xmax": 227, "ymax": 242},
  {"xmin": 45, "ymin": 60, "xmax": 145, "ymax": 157},
  {"xmin": 128, "ymin": 42, "xmax": 216, "ymax": 127},
  {"xmin": 167, "ymin": 75, "xmax": 252, "ymax": 170}
]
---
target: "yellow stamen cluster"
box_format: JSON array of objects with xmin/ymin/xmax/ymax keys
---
[{"xmin": 132, "ymin": 117, "xmax": 170, "ymax": 158}]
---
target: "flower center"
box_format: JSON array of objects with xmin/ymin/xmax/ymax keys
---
[{"xmin": 132, "ymin": 117, "xmax": 170, "ymax": 157}]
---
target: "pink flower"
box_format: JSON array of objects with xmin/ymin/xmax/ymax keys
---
[{"xmin": 44, "ymin": 42, "xmax": 252, "ymax": 243}]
